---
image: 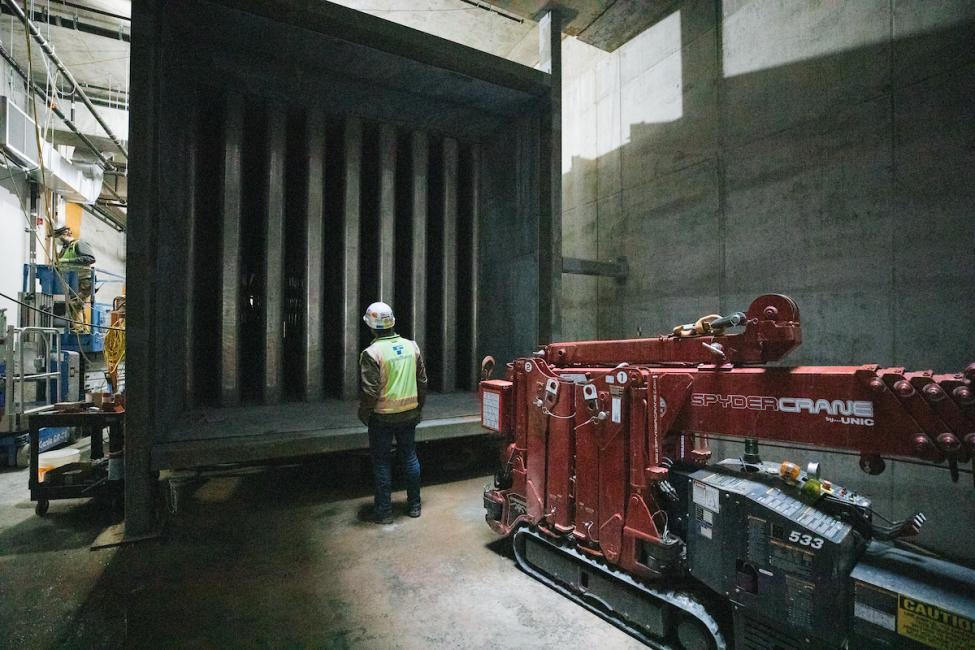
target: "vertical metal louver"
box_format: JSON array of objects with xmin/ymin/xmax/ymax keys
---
[{"xmin": 189, "ymin": 92, "xmax": 481, "ymax": 408}]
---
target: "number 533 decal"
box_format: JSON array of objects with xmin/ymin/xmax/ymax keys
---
[{"xmin": 788, "ymin": 530, "xmax": 824, "ymax": 549}]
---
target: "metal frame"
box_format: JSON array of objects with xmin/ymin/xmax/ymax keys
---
[
  {"xmin": 2, "ymin": 325, "xmax": 62, "ymax": 434},
  {"xmin": 28, "ymin": 410, "xmax": 124, "ymax": 509}
]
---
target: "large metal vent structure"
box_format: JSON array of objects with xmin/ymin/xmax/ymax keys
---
[
  {"xmin": 183, "ymin": 101, "xmax": 482, "ymax": 406},
  {"xmin": 126, "ymin": 0, "xmax": 560, "ymax": 533}
]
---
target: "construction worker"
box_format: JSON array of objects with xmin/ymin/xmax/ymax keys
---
[
  {"xmin": 54, "ymin": 226, "xmax": 96, "ymax": 332},
  {"xmin": 359, "ymin": 301, "xmax": 428, "ymax": 524}
]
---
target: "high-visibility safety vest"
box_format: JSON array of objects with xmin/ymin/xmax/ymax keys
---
[
  {"xmin": 60, "ymin": 240, "xmax": 94, "ymax": 266},
  {"xmin": 60, "ymin": 241, "xmax": 83, "ymax": 265},
  {"xmin": 363, "ymin": 335, "xmax": 420, "ymax": 414}
]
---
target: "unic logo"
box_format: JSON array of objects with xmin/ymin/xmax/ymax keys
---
[{"xmin": 690, "ymin": 393, "xmax": 875, "ymax": 426}]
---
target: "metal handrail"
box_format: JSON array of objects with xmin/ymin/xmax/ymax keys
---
[{"xmin": 3, "ymin": 324, "xmax": 62, "ymax": 433}]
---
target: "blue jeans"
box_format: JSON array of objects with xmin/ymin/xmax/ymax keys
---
[{"xmin": 368, "ymin": 418, "xmax": 421, "ymax": 517}]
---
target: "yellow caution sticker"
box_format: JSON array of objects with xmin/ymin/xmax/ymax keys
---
[{"xmin": 897, "ymin": 595, "xmax": 975, "ymax": 650}]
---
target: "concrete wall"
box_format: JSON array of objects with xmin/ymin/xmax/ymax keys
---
[{"xmin": 560, "ymin": 0, "xmax": 975, "ymax": 561}]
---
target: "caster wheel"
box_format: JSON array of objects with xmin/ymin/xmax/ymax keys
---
[{"xmin": 35, "ymin": 499, "xmax": 50, "ymax": 516}]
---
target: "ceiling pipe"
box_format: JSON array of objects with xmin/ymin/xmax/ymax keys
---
[
  {"xmin": 0, "ymin": 39, "xmax": 117, "ymax": 172},
  {"xmin": 100, "ymin": 182, "xmax": 126, "ymax": 205},
  {"xmin": 2, "ymin": 0, "xmax": 128, "ymax": 160},
  {"xmin": 56, "ymin": 1, "xmax": 130, "ymax": 23},
  {"xmin": 83, "ymin": 202, "xmax": 125, "ymax": 232},
  {"xmin": 0, "ymin": 4, "xmax": 130, "ymax": 42}
]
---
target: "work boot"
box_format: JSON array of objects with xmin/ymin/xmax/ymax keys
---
[
  {"xmin": 408, "ymin": 503, "xmax": 421, "ymax": 518},
  {"xmin": 376, "ymin": 513, "xmax": 393, "ymax": 525}
]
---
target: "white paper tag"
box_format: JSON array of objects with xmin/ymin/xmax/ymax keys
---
[
  {"xmin": 611, "ymin": 397, "xmax": 621, "ymax": 423},
  {"xmin": 560, "ymin": 373, "xmax": 588, "ymax": 384},
  {"xmin": 693, "ymin": 480, "xmax": 720, "ymax": 513},
  {"xmin": 481, "ymin": 391, "xmax": 500, "ymax": 431},
  {"xmin": 700, "ymin": 522, "xmax": 713, "ymax": 539}
]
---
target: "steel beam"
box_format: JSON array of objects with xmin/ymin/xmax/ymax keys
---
[
  {"xmin": 264, "ymin": 104, "xmax": 286, "ymax": 404},
  {"xmin": 410, "ymin": 131, "xmax": 428, "ymax": 347},
  {"xmin": 341, "ymin": 118, "xmax": 362, "ymax": 400},
  {"xmin": 469, "ymin": 144, "xmax": 481, "ymax": 389},
  {"xmin": 441, "ymin": 138, "xmax": 459, "ymax": 391},
  {"xmin": 220, "ymin": 93, "xmax": 244, "ymax": 407},
  {"xmin": 562, "ymin": 256, "xmax": 629, "ymax": 280},
  {"xmin": 537, "ymin": 10, "xmax": 563, "ymax": 343},
  {"xmin": 378, "ymin": 124, "xmax": 397, "ymax": 306},
  {"xmin": 304, "ymin": 109, "xmax": 326, "ymax": 402}
]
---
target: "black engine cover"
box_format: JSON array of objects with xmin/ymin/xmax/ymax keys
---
[{"xmin": 672, "ymin": 466, "xmax": 860, "ymax": 649}]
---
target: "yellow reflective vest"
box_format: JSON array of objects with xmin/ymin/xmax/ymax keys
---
[{"xmin": 361, "ymin": 335, "xmax": 421, "ymax": 414}]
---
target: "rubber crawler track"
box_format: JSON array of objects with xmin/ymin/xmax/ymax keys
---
[{"xmin": 513, "ymin": 527, "xmax": 726, "ymax": 650}]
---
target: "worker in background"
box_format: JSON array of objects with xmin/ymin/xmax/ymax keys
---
[
  {"xmin": 359, "ymin": 301, "xmax": 428, "ymax": 525},
  {"xmin": 54, "ymin": 226, "xmax": 96, "ymax": 332}
]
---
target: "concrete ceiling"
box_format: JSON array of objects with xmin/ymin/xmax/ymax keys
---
[
  {"xmin": 328, "ymin": 0, "xmax": 538, "ymax": 64},
  {"xmin": 483, "ymin": 0, "xmax": 676, "ymax": 51},
  {"xmin": 0, "ymin": 1, "xmax": 130, "ymax": 102},
  {"xmin": 0, "ymin": 1, "xmax": 129, "ymax": 225}
]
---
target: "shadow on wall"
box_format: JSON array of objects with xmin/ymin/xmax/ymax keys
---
[
  {"xmin": 558, "ymin": 0, "xmax": 975, "ymax": 563},
  {"xmin": 559, "ymin": 0, "xmax": 975, "ymax": 374}
]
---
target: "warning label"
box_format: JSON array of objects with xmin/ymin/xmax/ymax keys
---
[{"xmin": 897, "ymin": 595, "xmax": 975, "ymax": 650}]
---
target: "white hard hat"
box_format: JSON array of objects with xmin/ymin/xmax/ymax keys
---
[{"xmin": 363, "ymin": 301, "xmax": 395, "ymax": 329}]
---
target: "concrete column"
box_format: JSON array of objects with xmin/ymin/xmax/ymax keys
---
[
  {"xmin": 538, "ymin": 10, "xmax": 563, "ymax": 343},
  {"xmin": 264, "ymin": 104, "xmax": 286, "ymax": 404},
  {"xmin": 341, "ymin": 118, "xmax": 362, "ymax": 400},
  {"xmin": 441, "ymin": 137, "xmax": 459, "ymax": 391},
  {"xmin": 124, "ymin": 0, "xmax": 161, "ymax": 539},
  {"xmin": 410, "ymin": 131, "xmax": 428, "ymax": 347},
  {"xmin": 304, "ymin": 108, "xmax": 326, "ymax": 402},
  {"xmin": 220, "ymin": 92, "xmax": 243, "ymax": 407},
  {"xmin": 378, "ymin": 124, "xmax": 397, "ymax": 305}
]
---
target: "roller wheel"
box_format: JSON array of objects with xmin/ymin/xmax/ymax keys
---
[
  {"xmin": 35, "ymin": 499, "xmax": 50, "ymax": 517},
  {"xmin": 676, "ymin": 613, "xmax": 716, "ymax": 650}
]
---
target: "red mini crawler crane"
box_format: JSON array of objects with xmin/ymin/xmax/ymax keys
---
[{"xmin": 480, "ymin": 294, "xmax": 975, "ymax": 650}]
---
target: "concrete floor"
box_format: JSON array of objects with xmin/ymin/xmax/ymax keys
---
[{"xmin": 0, "ymin": 439, "xmax": 641, "ymax": 649}]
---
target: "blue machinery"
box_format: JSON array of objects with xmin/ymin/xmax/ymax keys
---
[
  {"xmin": 0, "ymin": 262, "xmax": 121, "ymax": 464},
  {"xmin": 0, "ymin": 321, "xmax": 75, "ymax": 465},
  {"xmin": 22, "ymin": 263, "xmax": 118, "ymax": 354}
]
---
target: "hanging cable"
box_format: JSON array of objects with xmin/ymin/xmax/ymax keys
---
[
  {"xmin": 103, "ymin": 315, "xmax": 125, "ymax": 376},
  {"xmin": 0, "ymin": 290, "xmax": 125, "ymax": 332}
]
